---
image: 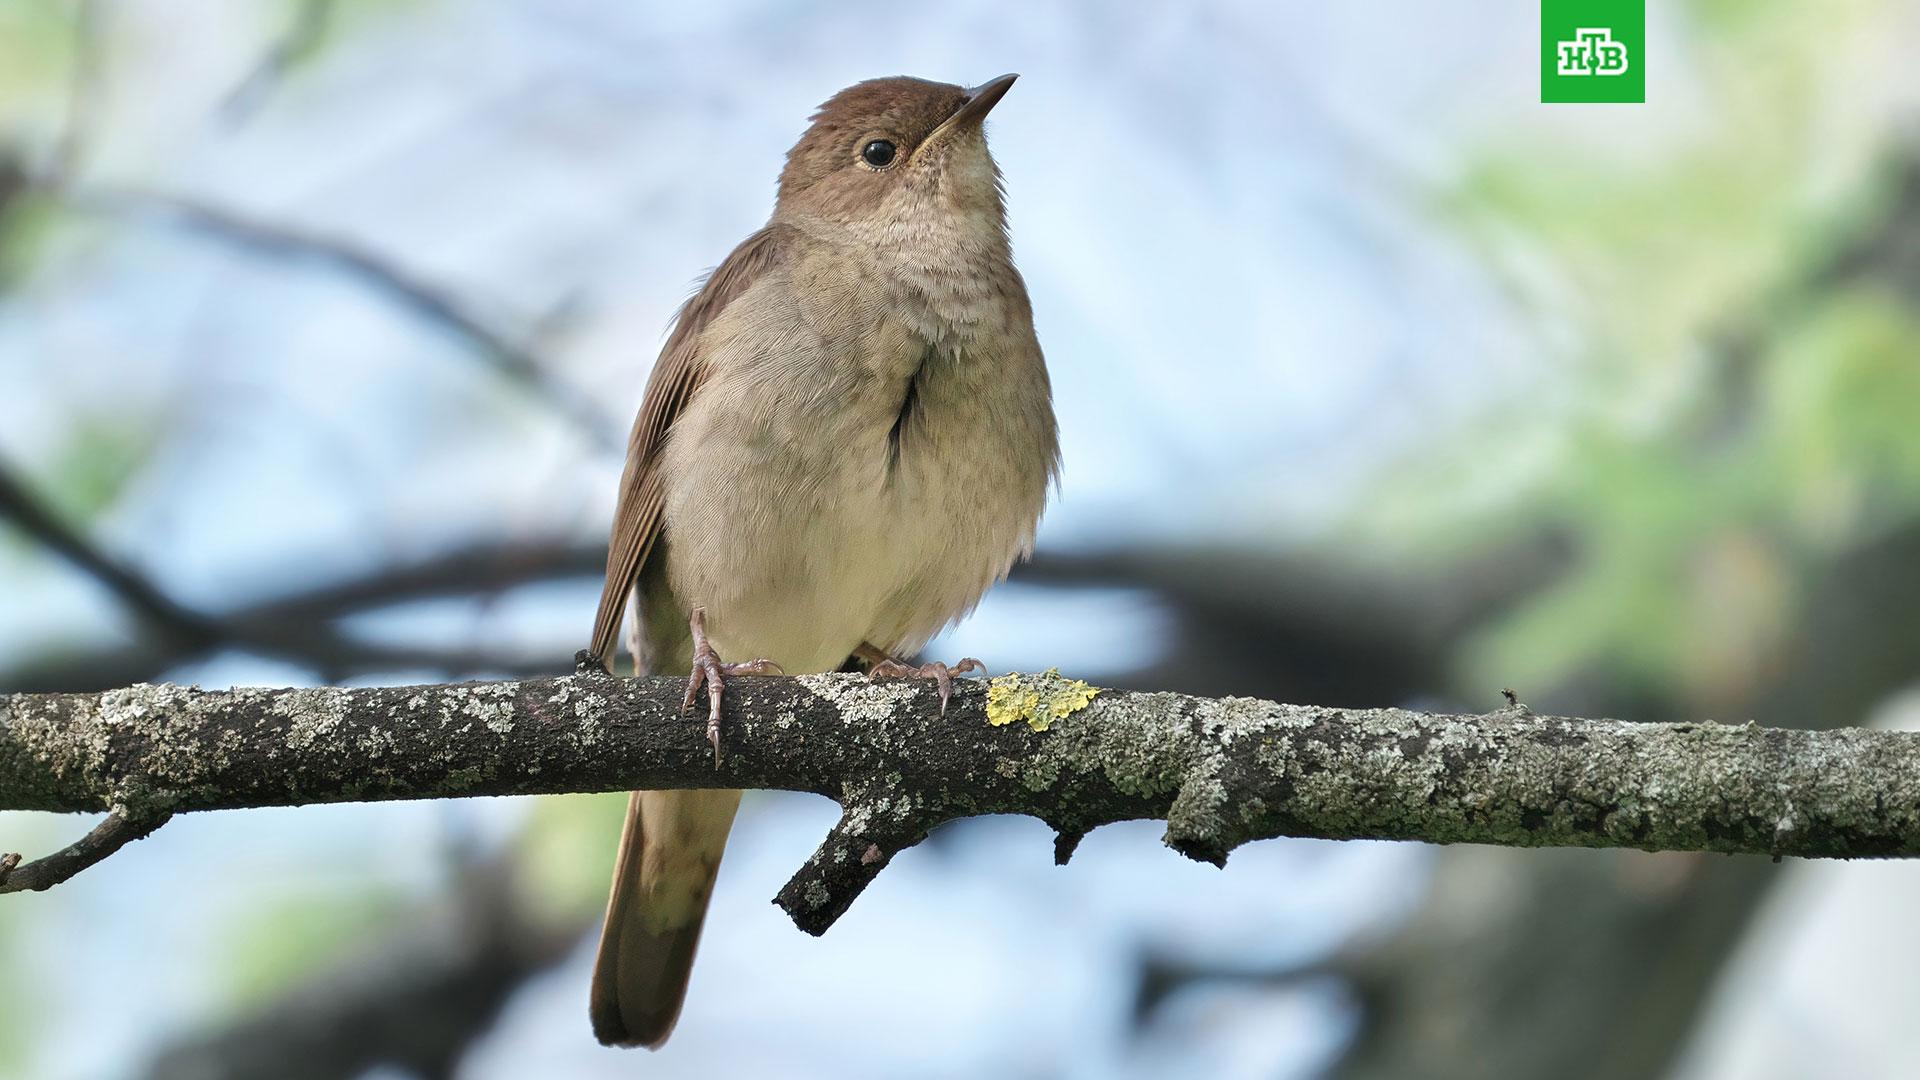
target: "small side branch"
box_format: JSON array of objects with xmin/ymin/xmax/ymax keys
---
[
  {"xmin": 0, "ymin": 806, "xmax": 173, "ymax": 894},
  {"xmin": 775, "ymin": 791, "xmax": 946, "ymax": 936}
]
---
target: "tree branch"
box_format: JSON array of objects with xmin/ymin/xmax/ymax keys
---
[
  {"xmin": 4, "ymin": 674, "xmax": 1917, "ymax": 934},
  {"xmin": 0, "ymin": 805, "xmax": 172, "ymax": 893}
]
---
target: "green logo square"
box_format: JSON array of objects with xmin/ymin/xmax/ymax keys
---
[{"xmin": 1542, "ymin": 0, "xmax": 1645, "ymax": 103}]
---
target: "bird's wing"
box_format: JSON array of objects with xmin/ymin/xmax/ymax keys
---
[{"xmin": 586, "ymin": 224, "xmax": 793, "ymax": 669}]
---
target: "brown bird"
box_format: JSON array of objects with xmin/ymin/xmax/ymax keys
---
[{"xmin": 584, "ymin": 74, "xmax": 1058, "ymax": 1048}]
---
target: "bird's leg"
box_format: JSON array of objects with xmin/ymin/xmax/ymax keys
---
[
  {"xmin": 684, "ymin": 608, "xmax": 781, "ymax": 765},
  {"xmin": 854, "ymin": 641, "xmax": 985, "ymax": 716}
]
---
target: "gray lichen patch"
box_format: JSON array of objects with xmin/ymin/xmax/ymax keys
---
[
  {"xmin": 458, "ymin": 684, "xmax": 517, "ymax": 735},
  {"xmin": 1022, "ymin": 691, "xmax": 1209, "ymax": 801},
  {"xmin": 794, "ymin": 674, "xmax": 923, "ymax": 744},
  {"xmin": 2, "ymin": 694, "xmax": 109, "ymax": 808},
  {"xmin": 841, "ymin": 799, "xmax": 878, "ymax": 834},
  {"xmin": 1193, "ymin": 696, "xmax": 1291, "ymax": 743},
  {"xmin": 277, "ymin": 689, "xmax": 350, "ymax": 751},
  {"xmin": 567, "ymin": 687, "xmax": 615, "ymax": 746},
  {"xmin": 1160, "ymin": 699, "xmax": 1296, "ymax": 843},
  {"xmin": 358, "ymin": 724, "xmax": 399, "ymax": 761}
]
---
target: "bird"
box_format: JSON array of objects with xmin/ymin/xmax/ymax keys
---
[{"xmin": 582, "ymin": 74, "xmax": 1059, "ymax": 1049}]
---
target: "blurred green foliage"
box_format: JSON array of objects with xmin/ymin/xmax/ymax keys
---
[
  {"xmin": 216, "ymin": 885, "xmax": 409, "ymax": 1005},
  {"xmin": 0, "ymin": 3, "xmax": 78, "ymax": 115},
  {"xmin": 1769, "ymin": 291, "xmax": 1920, "ymax": 508},
  {"xmin": 517, "ymin": 791, "xmax": 629, "ymax": 922},
  {"xmin": 1369, "ymin": 0, "xmax": 1920, "ymax": 706},
  {"xmin": 39, "ymin": 416, "xmax": 156, "ymax": 523}
]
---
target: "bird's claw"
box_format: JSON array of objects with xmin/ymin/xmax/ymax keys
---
[
  {"xmin": 867, "ymin": 656, "xmax": 986, "ymax": 715},
  {"xmin": 683, "ymin": 609, "xmax": 780, "ymax": 766}
]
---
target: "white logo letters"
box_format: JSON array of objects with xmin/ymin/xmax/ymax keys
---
[{"xmin": 1557, "ymin": 28, "xmax": 1630, "ymax": 76}]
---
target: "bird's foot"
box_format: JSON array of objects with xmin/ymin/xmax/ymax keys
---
[
  {"xmin": 859, "ymin": 645, "xmax": 985, "ymax": 716},
  {"xmin": 684, "ymin": 609, "xmax": 781, "ymax": 765}
]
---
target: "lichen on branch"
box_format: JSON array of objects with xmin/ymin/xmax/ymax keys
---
[{"xmin": 5, "ymin": 674, "xmax": 1920, "ymax": 932}]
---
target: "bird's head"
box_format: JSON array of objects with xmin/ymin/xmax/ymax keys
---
[{"xmin": 774, "ymin": 74, "xmax": 1017, "ymax": 240}]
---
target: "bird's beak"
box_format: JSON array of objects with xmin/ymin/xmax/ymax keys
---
[
  {"xmin": 949, "ymin": 74, "xmax": 1018, "ymax": 129},
  {"xmin": 916, "ymin": 74, "xmax": 1018, "ymax": 160}
]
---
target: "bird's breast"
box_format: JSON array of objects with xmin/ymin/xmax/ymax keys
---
[{"xmin": 658, "ymin": 271, "xmax": 1054, "ymax": 673}]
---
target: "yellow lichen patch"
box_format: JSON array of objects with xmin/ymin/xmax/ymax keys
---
[{"xmin": 986, "ymin": 668, "xmax": 1099, "ymax": 732}]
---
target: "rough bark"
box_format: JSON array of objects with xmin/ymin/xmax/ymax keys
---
[{"xmin": 6, "ymin": 673, "xmax": 1920, "ymax": 934}]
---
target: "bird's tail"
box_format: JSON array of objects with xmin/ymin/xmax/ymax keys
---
[{"xmin": 589, "ymin": 788, "xmax": 741, "ymax": 1047}]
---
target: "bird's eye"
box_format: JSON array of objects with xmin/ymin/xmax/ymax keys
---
[{"xmin": 862, "ymin": 139, "xmax": 897, "ymax": 168}]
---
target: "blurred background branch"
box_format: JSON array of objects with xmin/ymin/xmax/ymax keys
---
[
  {"xmin": 51, "ymin": 184, "xmax": 623, "ymax": 450},
  {"xmin": 142, "ymin": 848, "xmax": 580, "ymax": 1080},
  {"xmin": 218, "ymin": 0, "xmax": 338, "ymax": 125},
  {"xmin": 0, "ymin": 456, "xmax": 221, "ymax": 653}
]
